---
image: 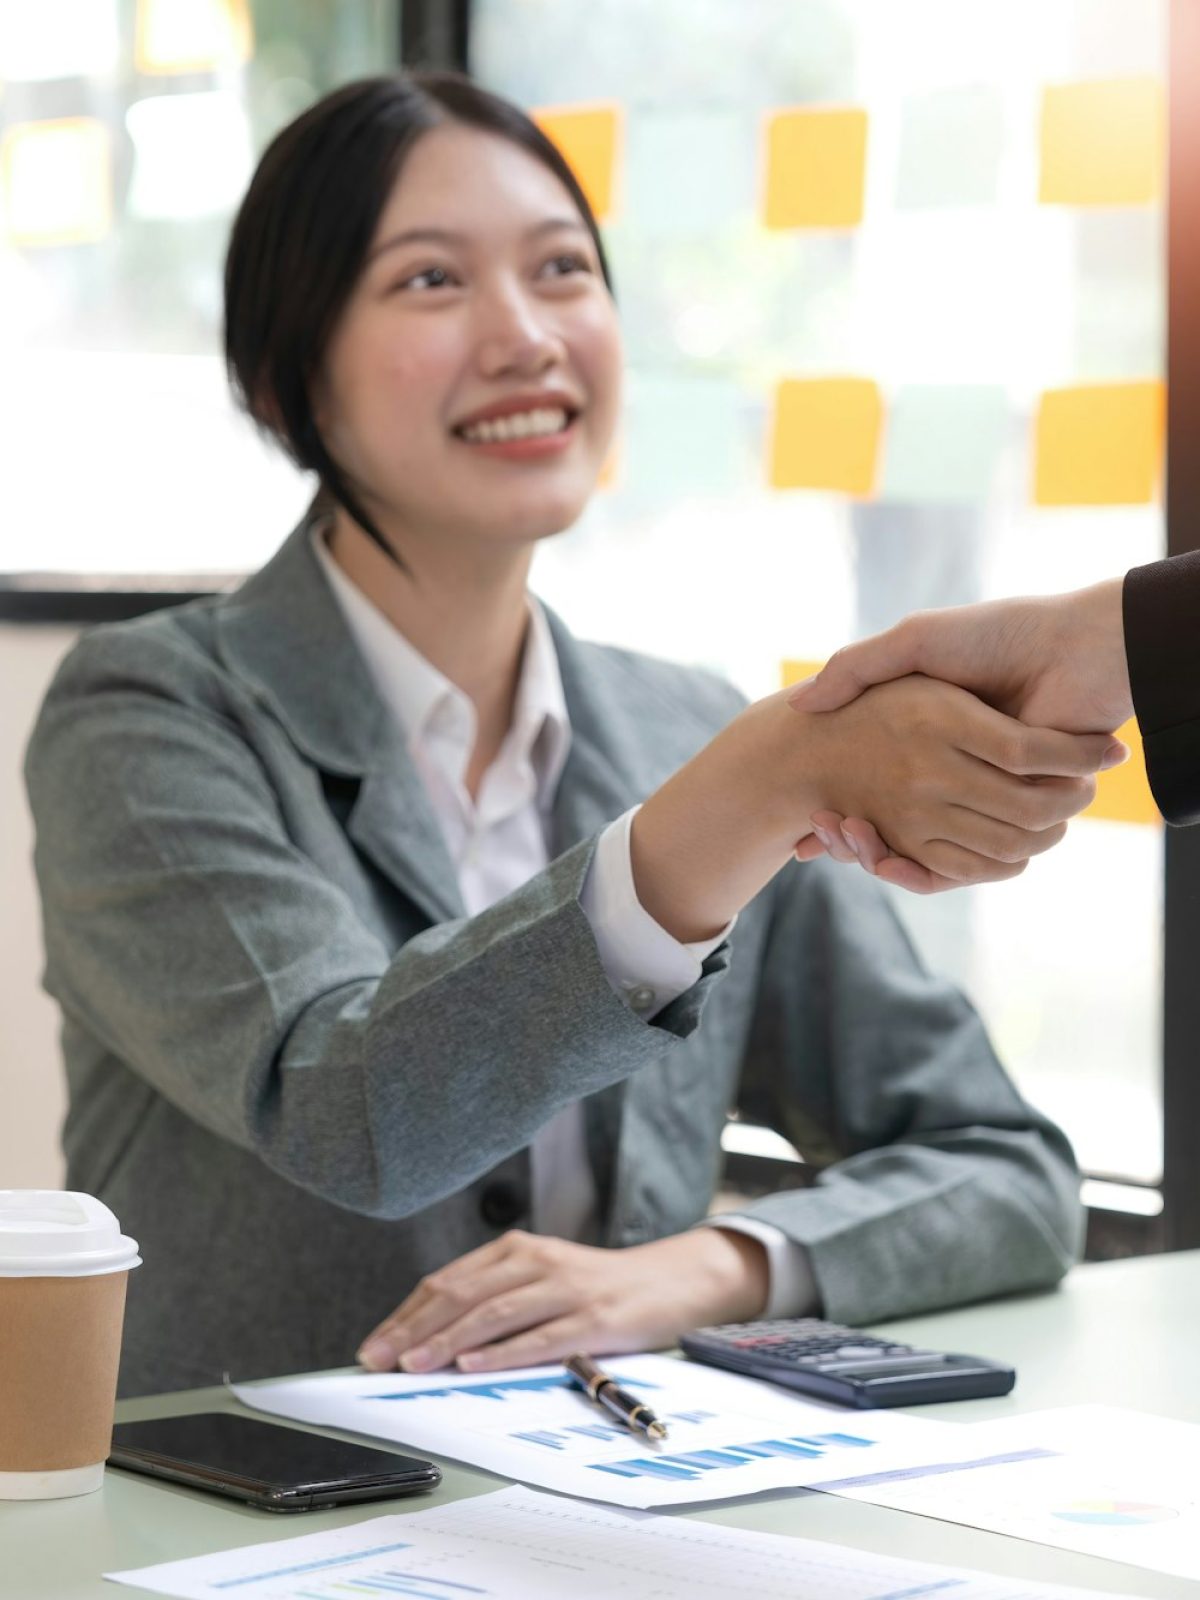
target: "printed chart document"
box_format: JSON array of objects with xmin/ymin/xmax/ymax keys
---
[
  {"xmin": 232, "ymin": 1355, "xmax": 948, "ymax": 1509},
  {"xmin": 833, "ymin": 1405, "xmax": 1200, "ymax": 1585},
  {"xmin": 105, "ymin": 1482, "xmax": 1154, "ymax": 1600}
]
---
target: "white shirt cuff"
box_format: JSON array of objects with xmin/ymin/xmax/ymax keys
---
[
  {"xmin": 702, "ymin": 1217, "xmax": 820, "ymax": 1319},
  {"xmin": 579, "ymin": 806, "xmax": 734, "ymax": 1020}
]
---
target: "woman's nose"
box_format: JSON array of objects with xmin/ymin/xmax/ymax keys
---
[{"xmin": 475, "ymin": 286, "xmax": 565, "ymax": 377}]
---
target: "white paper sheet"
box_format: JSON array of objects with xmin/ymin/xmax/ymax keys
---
[
  {"xmin": 232, "ymin": 1355, "xmax": 950, "ymax": 1509},
  {"xmin": 833, "ymin": 1405, "xmax": 1200, "ymax": 1584},
  {"xmin": 106, "ymin": 1482, "xmax": 1153, "ymax": 1600}
]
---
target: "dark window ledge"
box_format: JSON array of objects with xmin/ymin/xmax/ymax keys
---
[{"xmin": 0, "ymin": 576, "xmax": 237, "ymax": 625}]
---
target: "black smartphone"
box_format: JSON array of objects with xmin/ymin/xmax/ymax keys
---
[{"xmin": 108, "ymin": 1412, "xmax": 441, "ymax": 1512}]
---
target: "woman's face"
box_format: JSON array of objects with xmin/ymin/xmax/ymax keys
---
[{"xmin": 315, "ymin": 121, "xmax": 623, "ymax": 560}]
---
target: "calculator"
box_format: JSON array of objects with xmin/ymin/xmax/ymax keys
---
[{"xmin": 680, "ymin": 1317, "xmax": 1016, "ymax": 1408}]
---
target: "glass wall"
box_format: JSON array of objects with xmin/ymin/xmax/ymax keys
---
[
  {"xmin": 473, "ymin": 0, "xmax": 1167, "ymax": 1188},
  {"xmin": 0, "ymin": 0, "xmax": 396, "ymax": 579},
  {"xmin": 1, "ymin": 0, "xmax": 1166, "ymax": 1190}
]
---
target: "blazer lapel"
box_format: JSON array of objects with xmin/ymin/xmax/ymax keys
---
[
  {"xmin": 347, "ymin": 728, "xmax": 466, "ymax": 926},
  {"xmin": 215, "ymin": 517, "xmax": 464, "ymax": 926}
]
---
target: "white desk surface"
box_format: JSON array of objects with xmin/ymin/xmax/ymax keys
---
[{"xmin": 4, "ymin": 1249, "xmax": 1198, "ymax": 1599}]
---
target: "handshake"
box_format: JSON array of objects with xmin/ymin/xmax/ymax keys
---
[{"xmin": 788, "ymin": 576, "xmax": 1135, "ymax": 895}]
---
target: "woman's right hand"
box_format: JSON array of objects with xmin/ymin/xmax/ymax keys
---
[{"xmin": 630, "ymin": 675, "xmax": 1117, "ymax": 940}]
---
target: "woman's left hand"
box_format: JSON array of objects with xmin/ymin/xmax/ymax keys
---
[{"xmin": 355, "ymin": 1227, "xmax": 769, "ymax": 1374}]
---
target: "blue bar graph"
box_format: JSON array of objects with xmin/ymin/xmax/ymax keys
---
[
  {"xmin": 213, "ymin": 1541, "xmax": 415, "ymax": 1588},
  {"xmin": 368, "ymin": 1371, "xmax": 655, "ymax": 1404},
  {"xmin": 593, "ymin": 1457, "xmax": 703, "ymax": 1482},
  {"xmin": 587, "ymin": 1431, "xmax": 877, "ymax": 1482},
  {"xmin": 511, "ymin": 1430, "xmax": 567, "ymax": 1450},
  {"xmin": 297, "ymin": 1572, "xmax": 490, "ymax": 1600}
]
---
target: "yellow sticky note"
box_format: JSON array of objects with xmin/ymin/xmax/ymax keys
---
[
  {"xmin": 763, "ymin": 107, "xmax": 868, "ymax": 230},
  {"xmin": 1085, "ymin": 718, "xmax": 1160, "ymax": 826},
  {"xmin": 596, "ymin": 441, "xmax": 620, "ymax": 492},
  {"xmin": 769, "ymin": 378, "xmax": 883, "ymax": 496},
  {"xmin": 1033, "ymin": 381, "xmax": 1163, "ymax": 507},
  {"xmin": 135, "ymin": 0, "xmax": 253, "ymax": 75},
  {"xmin": 533, "ymin": 104, "xmax": 621, "ymax": 223},
  {"xmin": 1, "ymin": 117, "xmax": 112, "ymax": 246},
  {"xmin": 1040, "ymin": 78, "xmax": 1164, "ymax": 207},
  {"xmin": 780, "ymin": 659, "xmax": 826, "ymax": 690}
]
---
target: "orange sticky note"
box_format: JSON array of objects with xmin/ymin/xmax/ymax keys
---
[
  {"xmin": 1040, "ymin": 78, "xmax": 1164, "ymax": 207},
  {"xmin": 769, "ymin": 378, "xmax": 883, "ymax": 495},
  {"xmin": 1, "ymin": 117, "xmax": 112, "ymax": 247},
  {"xmin": 135, "ymin": 0, "xmax": 253, "ymax": 75},
  {"xmin": 1084, "ymin": 718, "xmax": 1160, "ymax": 826},
  {"xmin": 763, "ymin": 107, "xmax": 868, "ymax": 229},
  {"xmin": 1033, "ymin": 381, "xmax": 1164, "ymax": 506},
  {"xmin": 533, "ymin": 104, "xmax": 621, "ymax": 223},
  {"xmin": 780, "ymin": 659, "xmax": 826, "ymax": 690}
]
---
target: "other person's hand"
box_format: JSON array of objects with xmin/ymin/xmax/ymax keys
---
[
  {"xmin": 790, "ymin": 580, "xmax": 1132, "ymax": 733},
  {"xmin": 355, "ymin": 1227, "xmax": 769, "ymax": 1374},
  {"xmin": 786, "ymin": 582, "xmax": 1132, "ymax": 893}
]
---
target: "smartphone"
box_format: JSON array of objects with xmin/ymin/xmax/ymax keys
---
[{"xmin": 108, "ymin": 1412, "xmax": 441, "ymax": 1512}]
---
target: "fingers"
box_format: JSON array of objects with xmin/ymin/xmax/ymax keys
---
[
  {"xmin": 403, "ymin": 1280, "xmax": 574, "ymax": 1374},
  {"xmin": 809, "ymin": 812, "xmax": 858, "ymax": 864},
  {"xmin": 838, "ymin": 817, "xmax": 891, "ymax": 873},
  {"xmin": 873, "ymin": 856, "xmax": 961, "ymax": 894},
  {"xmin": 956, "ymin": 702, "xmax": 1123, "ymax": 781},
  {"xmin": 938, "ymin": 808, "xmax": 1068, "ymax": 868},
  {"xmin": 901, "ymin": 837, "xmax": 1029, "ymax": 886},
  {"xmin": 792, "ymin": 834, "xmax": 826, "ymax": 862},
  {"xmin": 914, "ymin": 734, "xmax": 1096, "ymax": 833},
  {"xmin": 458, "ymin": 1313, "xmax": 627, "ymax": 1374},
  {"xmin": 357, "ymin": 1232, "xmax": 544, "ymax": 1372},
  {"xmin": 788, "ymin": 622, "xmax": 917, "ymax": 714}
]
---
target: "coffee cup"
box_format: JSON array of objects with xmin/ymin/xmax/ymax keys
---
[{"xmin": 0, "ymin": 1190, "xmax": 140, "ymax": 1499}]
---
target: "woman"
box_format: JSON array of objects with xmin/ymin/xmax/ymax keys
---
[{"xmin": 25, "ymin": 73, "xmax": 1112, "ymax": 1396}]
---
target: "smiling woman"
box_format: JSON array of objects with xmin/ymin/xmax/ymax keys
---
[
  {"xmin": 24, "ymin": 71, "xmax": 1116, "ymax": 1396},
  {"xmin": 223, "ymin": 74, "xmax": 618, "ymax": 570}
]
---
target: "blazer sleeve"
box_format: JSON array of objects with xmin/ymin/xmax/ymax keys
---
[
  {"xmin": 1124, "ymin": 551, "xmax": 1200, "ymax": 824},
  {"xmin": 24, "ymin": 630, "xmax": 721, "ymax": 1223},
  {"xmin": 728, "ymin": 859, "xmax": 1084, "ymax": 1325}
]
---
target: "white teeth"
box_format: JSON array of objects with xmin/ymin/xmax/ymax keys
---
[{"xmin": 459, "ymin": 407, "xmax": 570, "ymax": 444}]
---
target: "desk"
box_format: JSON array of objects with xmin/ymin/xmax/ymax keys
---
[{"xmin": 4, "ymin": 1251, "xmax": 1198, "ymax": 1600}]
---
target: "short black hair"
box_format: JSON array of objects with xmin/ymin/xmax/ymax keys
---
[{"xmin": 223, "ymin": 71, "xmax": 613, "ymax": 561}]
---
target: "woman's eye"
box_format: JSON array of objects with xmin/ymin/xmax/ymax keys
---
[
  {"xmin": 541, "ymin": 252, "xmax": 592, "ymax": 279},
  {"xmin": 397, "ymin": 265, "xmax": 455, "ymax": 291}
]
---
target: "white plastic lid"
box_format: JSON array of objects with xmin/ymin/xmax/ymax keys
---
[{"xmin": 0, "ymin": 1191, "xmax": 141, "ymax": 1277}]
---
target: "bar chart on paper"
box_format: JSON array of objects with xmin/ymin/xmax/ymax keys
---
[
  {"xmin": 234, "ymin": 1355, "xmax": 951, "ymax": 1508},
  {"xmin": 106, "ymin": 1484, "xmax": 1156, "ymax": 1600}
]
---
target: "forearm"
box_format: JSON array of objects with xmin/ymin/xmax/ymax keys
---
[
  {"xmin": 739, "ymin": 1127, "xmax": 1082, "ymax": 1325},
  {"xmin": 631, "ymin": 697, "xmax": 820, "ymax": 943}
]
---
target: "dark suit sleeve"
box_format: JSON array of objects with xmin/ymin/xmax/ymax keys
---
[{"xmin": 1124, "ymin": 551, "xmax": 1200, "ymax": 824}]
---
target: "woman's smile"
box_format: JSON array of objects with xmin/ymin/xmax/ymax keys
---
[{"xmin": 453, "ymin": 390, "xmax": 582, "ymax": 459}]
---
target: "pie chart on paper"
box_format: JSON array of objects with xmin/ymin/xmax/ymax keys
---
[{"xmin": 1052, "ymin": 1499, "xmax": 1179, "ymax": 1527}]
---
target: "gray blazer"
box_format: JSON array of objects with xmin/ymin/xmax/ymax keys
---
[{"xmin": 25, "ymin": 522, "xmax": 1082, "ymax": 1397}]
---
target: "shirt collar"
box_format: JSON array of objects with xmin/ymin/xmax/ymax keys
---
[{"xmin": 311, "ymin": 525, "xmax": 570, "ymax": 807}]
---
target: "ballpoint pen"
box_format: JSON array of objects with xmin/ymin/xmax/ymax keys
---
[{"xmin": 564, "ymin": 1352, "xmax": 669, "ymax": 1441}]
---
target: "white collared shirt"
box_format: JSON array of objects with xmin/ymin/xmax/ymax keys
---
[{"xmin": 313, "ymin": 531, "xmax": 815, "ymax": 1313}]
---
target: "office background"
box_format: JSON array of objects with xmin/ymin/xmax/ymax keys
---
[{"xmin": 1, "ymin": 0, "xmax": 1193, "ymax": 1253}]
